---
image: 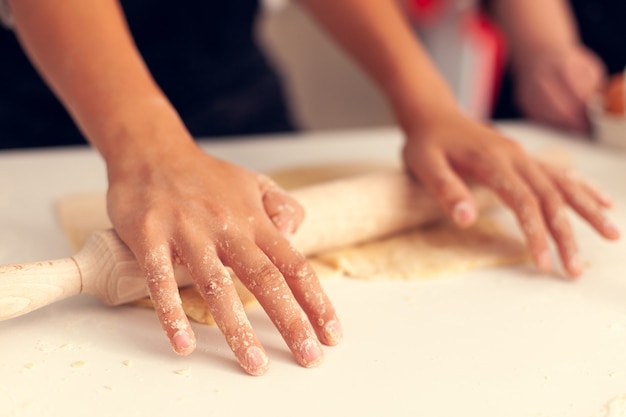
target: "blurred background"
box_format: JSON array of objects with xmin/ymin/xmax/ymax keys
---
[{"xmin": 259, "ymin": 0, "xmax": 503, "ymax": 130}]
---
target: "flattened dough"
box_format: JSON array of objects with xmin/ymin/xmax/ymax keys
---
[
  {"xmin": 315, "ymin": 217, "xmax": 528, "ymax": 280},
  {"xmin": 56, "ymin": 162, "xmax": 528, "ymax": 325}
]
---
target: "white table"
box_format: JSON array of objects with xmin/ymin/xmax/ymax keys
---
[{"xmin": 1, "ymin": 123, "xmax": 625, "ymax": 417}]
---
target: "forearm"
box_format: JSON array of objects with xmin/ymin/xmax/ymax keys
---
[
  {"xmin": 488, "ymin": 0, "xmax": 580, "ymax": 59},
  {"xmin": 8, "ymin": 0, "xmax": 194, "ymax": 167},
  {"xmin": 299, "ymin": 0, "xmax": 460, "ymax": 133}
]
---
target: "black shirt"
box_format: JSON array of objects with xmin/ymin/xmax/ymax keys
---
[{"xmin": 0, "ymin": 0, "xmax": 294, "ymax": 149}]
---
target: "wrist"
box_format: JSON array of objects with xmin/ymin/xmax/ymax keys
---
[
  {"xmin": 387, "ymin": 81, "xmax": 461, "ymax": 136},
  {"xmin": 88, "ymin": 97, "xmax": 198, "ymax": 182},
  {"xmin": 511, "ymin": 40, "xmax": 577, "ymax": 69}
]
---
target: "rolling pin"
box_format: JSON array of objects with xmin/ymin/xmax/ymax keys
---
[{"xmin": 0, "ymin": 170, "xmax": 496, "ymax": 321}]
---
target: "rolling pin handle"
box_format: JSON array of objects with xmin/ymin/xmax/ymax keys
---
[
  {"xmin": 73, "ymin": 229, "xmax": 194, "ymax": 306},
  {"xmin": 0, "ymin": 257, "xmax": 83, "ymax": 320}
]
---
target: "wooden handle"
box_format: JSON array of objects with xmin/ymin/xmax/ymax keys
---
[
  {"xmin": 74, "ymin": 231, "xmax": 193, "ymax": 306},
  {"xmin": 0, "ymin": 230, "xmax": 194, "ymax": 320},
  {"xmin": 0, "ymin": 258, "xmax": 82, "ymax": 320}
]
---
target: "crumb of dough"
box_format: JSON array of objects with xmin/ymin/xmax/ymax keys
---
[
  {"xmin": 103, "ymin": 385, "xmax": 113, "ymax": 391},
  {"xmin": 122, "ymin": 360, "xmax": 132, "ymax": 367},
  {"xmin": 24, "ymin": 363, "xmax": 34, "ymax": 369},
  {"xmin": 34, "ymin": 341, "xmax": 55, "ymax": 352},
  {"xmin": 174, "ymin": 368, "xmax": 191, "ymax": 376},
  {"xmin": 70, "ymin": 361, "xmax": 86, "ymax": 368}
]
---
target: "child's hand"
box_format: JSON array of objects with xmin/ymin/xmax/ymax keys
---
[
  {"xmin": 105, "ymin": 141, "xmax": 342, "ymax": 376},
  {"xmin": 402, "ymin": 109, "xmax": 620, "ymax": 277}
]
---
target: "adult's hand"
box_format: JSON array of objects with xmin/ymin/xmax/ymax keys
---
[{"xmin": 512, "ymin": 44, "xmax": 606, "ymax": 132}]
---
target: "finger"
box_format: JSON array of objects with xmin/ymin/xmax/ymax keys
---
[
  {"xmin": 553, "ymin": 73, "xmax": 592, "ymax": 132},
  {"xmin": 561, "ymin": 50, "xmax": 605, "ymax": 103},
  {"xmin": 530, "ymin": 76, "xmax": 587, "ymax": 131},
  {"xmin": 256, "ymin": 230, "xmax": 342, "ymax": 347},
  {"xmin": 544, "ymin": 165, "xmax": 621, "ymax": 240},
  {"xmin": 183, "ymin": 246, "xmax": 269, "ymax": 376},
  {"xmin": 218, "ymin": 237, "xmax": 324, "ymax": 369},
  {"xmin": 141, "ymin": 242, "xmax": 196, "ymax": 355},
  {"xmin": 260, "ymin": 176, "xmax": 305, "ymax": 240},
  {"xmin": 517, "ymin": 162, "xmax": 582, "ymax": 277},
  {"xmin": 540, "ymin": 162, "xmax": 615, "ymax": 208},
  {"xmin": 405, "ymin": 146, "xmax": 477, "ymax": 227},
  {"xmin": 473, "ymin": 161, "xmax": 552, "ymax": 272}
]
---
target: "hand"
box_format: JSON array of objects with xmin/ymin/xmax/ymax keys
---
[
  {"xmin": 402, "ymin": 109, "xmax": 620, "ymax": 277},
  {"xmin": 512, "ymin": 44, "xmax": 606, "ymax": 132},
  {"xmin": 105, "ymin": 140, "xmax": 342, "ymax": 376}
]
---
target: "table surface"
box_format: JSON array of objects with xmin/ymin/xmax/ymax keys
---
[{"xmin": 1, "ymin": 123, "xmax": 626, "ymax": 417}]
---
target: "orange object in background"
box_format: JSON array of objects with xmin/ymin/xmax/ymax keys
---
[{"xmin": 605, "ymin": 73, "xmax": 625, "ymax": 115}]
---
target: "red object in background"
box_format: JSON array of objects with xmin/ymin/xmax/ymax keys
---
[
  {"xmin": 462, "ymin": 10, "xmax": 507, "ymax": 113},
  {"xmin": 406, "ymin": 0, "xmax": 452, "ymax": 26},
  {"xmin": 405, "ymin": 0, "xmax": 508, "ymax": 117}
]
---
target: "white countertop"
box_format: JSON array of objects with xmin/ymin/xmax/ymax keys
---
[{"xmin": 1, "ymin": 123, "xmax": 626, "ymax": 417}]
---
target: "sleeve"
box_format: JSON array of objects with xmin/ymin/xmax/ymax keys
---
[{"xmin": 0, "ymin": 0, "xmax": 14, "ymax": 28}]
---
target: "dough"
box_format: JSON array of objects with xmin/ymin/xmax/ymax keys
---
[
  {"xmin": 314, "ymin": 217, "xmax": 528, "ymax": 280},
  {"xmin": 56, "ymin": 162, "xmax": 528, "ymax": 325}
]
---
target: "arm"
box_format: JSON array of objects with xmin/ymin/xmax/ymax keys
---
[
  {"xmin": 8, "ymin": 0, "xmax": 341, "ymax": 375},
  {"xmin": 487, "ymin": 0, "xmax": 606, "ymax": 131},
  {"xmin": 300, "ymin": 0, "xmax": 619, "ymax": 276}
]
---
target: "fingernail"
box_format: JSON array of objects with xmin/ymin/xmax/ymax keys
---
[
  {"xmin": 300, "ymin": 338, "xmax": 323, "ymax": 368},
  {"xmin": 569, "ymin": 255, "xmax": 584, "ymax": 276},
  {"xmin": 452, "ymin": 201, "xmax": 475, "ymax": 226},
  {"xmin": 537, "ymin": 250, "xmax": 552, "ymax": 271},
  {"xmin": 244, "ymin": 346, "xmax": 269, "ymax": 375},
  {"xmin": 173, "ymin": 330, "xmax": 193, "ymax": 352},
  {"xmin": 323, "ymin": 320, "xmax": 343, "ymax": 346},
  {"xmin": 598, "ymin": 192, "xmax": 614, "ymax": 207},
  {"xmin": 603, "ymin": 220, "xmax": 621, "ymax": 239}
]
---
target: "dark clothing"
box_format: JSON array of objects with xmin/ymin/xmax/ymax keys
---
[
  {"xmin": 0, "ymin": 0, "xmax": 295, "ymax": 149},
  {"xmin": 491, "ymin": 0, "xmax": 626, "ymax": 120}
]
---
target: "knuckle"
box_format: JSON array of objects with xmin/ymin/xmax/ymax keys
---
[
  {"xmin": 541, "ymin": 193, "xmax": 565, "ymax": 214},
  {"xmin": 151, "ymin": 288, "xmax": 182, "ymax": 316},
  {"xmin": 504, "ymin": 137, "xmax": 525, "ymax": 153},
  {"xmin": 548, "ymin": 207, "xmax": 570, "ymax": 235},
  {"xmin": 289, "ymin": 200, "xmax": 305, "ymax": 221},
  {"xmin": 283, "ymin": 254, "xmax": 314, "ymax": 281},
  {"xmin": 143, "ymin": 245, "xmax": 173, "ymax": 280},
  {"xmin": 513, "ymin": 190, "xmax": 539, "ymax": 210},
  {"xmin": 430, "ymin": 175, "xmax": 459, "ymax": 201},
  {"xmin": 275, "ymin": 311, "xmax": 309, "ymax": 340},
  {"xmin": 248, "ymin": 263, "xmax": 284, "ymax": 292},
  {"xmin": 199, "ymin": 266, "xmax": 232, "ymax": 297},
  {"xmin": 137, "ymin": 208, "xmax": 165, "ymax": 239},
  {"xmin": 199, "ymin": 278, "xmax": 228, "ymax": 299}
]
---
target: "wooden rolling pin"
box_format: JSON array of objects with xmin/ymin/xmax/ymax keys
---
[{"xmin": 0, "ymin": 170, "xmax": 496, "ymax": 321}]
